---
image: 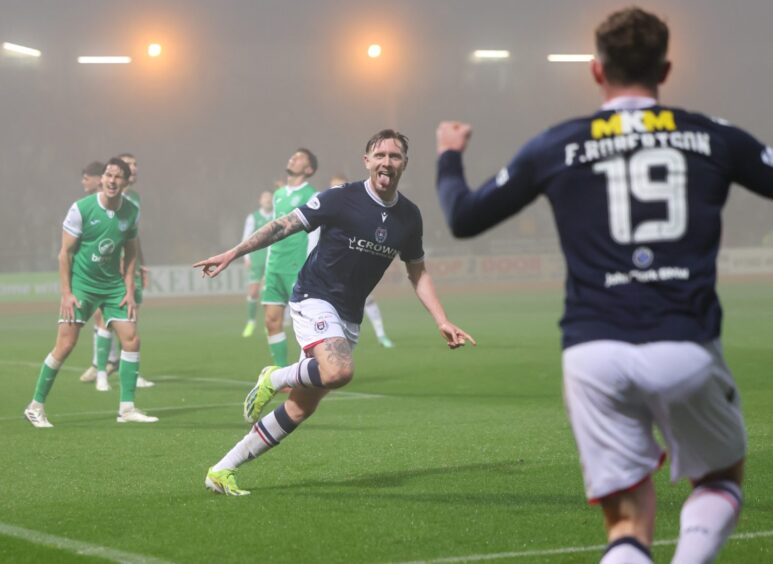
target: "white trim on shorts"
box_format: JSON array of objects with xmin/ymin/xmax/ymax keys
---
[
  {"xmin": 288, "ymin": 298, "xmax": 359, "ymax": 352},
  {"xmin": 562, "ymin": 339, "xmax": 746, "ymax": 502}
]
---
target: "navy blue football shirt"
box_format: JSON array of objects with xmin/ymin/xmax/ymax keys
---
[
  {"xmin": 437, "ymin": 98, "xmax": 773, "ymax": 348},
  {"xmin": 292, "ymin": 179, "xmax": 424, "ymax": 324}
]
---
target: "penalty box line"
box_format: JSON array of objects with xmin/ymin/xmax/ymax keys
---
[{"xmin": 389, "ymin": 529, "xmax": 773, "ymax": 563}]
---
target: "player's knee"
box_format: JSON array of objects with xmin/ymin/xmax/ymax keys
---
[
  {"xmin": 121, "ymin": 335, "xmax": 140, "ymax": 352},
  {"xmin": 321, "ymin": 365, "xmax": 354, "ymax": 388}
]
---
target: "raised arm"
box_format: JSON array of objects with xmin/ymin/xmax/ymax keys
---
[
  {"xmin": 436, "ymin": 121, "xmax": 541, "ymax": 238},
  {"xmin": 194, "ymin": 212, "xmax": 305, "ymax": 278},
  {"xmin": 405, "ymin": 260, "xmax": 476, "ymax": 349}
]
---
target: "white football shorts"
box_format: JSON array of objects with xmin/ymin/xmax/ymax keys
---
[
  {"xmin": 289, "ymin": 298, "xmax": 360, "ymax": 354},
  {"xmin": 562, "ymin": 339, "xmax": 746, "ymax": 502}
]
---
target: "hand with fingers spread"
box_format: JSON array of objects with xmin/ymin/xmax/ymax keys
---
[{"xmin": 118, "ymin": 292, "xmax": 137, "ymax": 322}]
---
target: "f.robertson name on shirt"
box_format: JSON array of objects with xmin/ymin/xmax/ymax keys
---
[{"xmin": 564, "ymin": 109, "xmax": 711, "ymax": 166}]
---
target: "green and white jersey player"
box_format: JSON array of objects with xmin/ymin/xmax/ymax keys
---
[
  {"xmin": 261, "ymin": 148, "xmax": 319, "ymax": 366},
  {"xmin": 241, "ymin": 190, "xmax": 274, "ymax": 337},
  {"xmin": 23, "ymin": 158, "xmax": 158, "ymax": 428}
]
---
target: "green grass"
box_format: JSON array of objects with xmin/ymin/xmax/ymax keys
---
[{"xmin": 1, "ymin": 283, "xmax": 772, "ymax": 563}]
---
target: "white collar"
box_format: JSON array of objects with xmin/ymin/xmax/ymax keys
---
[
  {"xmin": 364, "ymin": 178, "xmax": 398, "ymax": 208},
  {"xmin": 601, "ymin": 96, "xmax": 658, "ymax": 111},
  {"xmin": 285, "ymin": 181, "xmax": 308, "ymax": 194},
  {"xmin": 97, "ymin": 192, "xmax": 123, "ymax": 213}
]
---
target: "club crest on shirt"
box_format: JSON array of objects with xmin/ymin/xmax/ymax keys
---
[
  {"xmin": 632, "ymin": 246, "xmax": 654, "ymax": 268},
  {"xmin": 314, "ymin": 318, "xmax": 328, "ymax": 333},
  {"xmin": 307, "ymin": 196, "xmax": 320, "ymax": 210},
  {"xmin": 375, "ymin": 227, "xmax": 388, "ymax": 244},
  {"xmin": 118, "ymin": 220, "xmax": 129, "ymax": 232},
  {"xmin": 291, "ymin": 196, "xmax": 301, "ymax": 207}
]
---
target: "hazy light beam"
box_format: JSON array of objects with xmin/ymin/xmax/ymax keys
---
[
  {"xmin": 77, "ymin": 56, "xmax": 132, "ymax": 64},
  {"xmin": 472, "ymin": 50, "xmax": 510, "ymax": 61},
  {"xmin": 3, "ymin": 42, "xmax": 41, "ymax": 57},
  {"xmin": 547, "ymin": 54, "xmax": 594, "ymax": 62}
]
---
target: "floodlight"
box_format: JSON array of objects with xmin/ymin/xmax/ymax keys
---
[
  {"xmin": 547, "ymin": 54, "xmax": 594, "ymax": 62},
  {"xmin": 78, "ymin": 56, "xmax": 132, "ymax": 64},
  {"xmin": 3, "ymin": 42, "xmax": 41, "ymax": 57},
  {"xmin": 148, "ymin": 43, "xmax": 162, "ymax": 57},
  {"xmin": 367, "ymin": 44, "xmax": 382, "ymax": 58},
  {"xmin": 472, "ymin": 50, "xmax": 510, "ymax": 61}
]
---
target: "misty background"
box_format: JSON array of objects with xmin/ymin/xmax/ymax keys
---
[{"xmin": 2, "ymin": 0, "xmax": 772, "ymax": 273}]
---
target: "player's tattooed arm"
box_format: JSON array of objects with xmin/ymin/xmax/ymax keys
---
[
  {"xmin": 194, "ymin": 212, "xmax": 304, "ymax": 278},
  {"xmin": 235, "ymin": 213, "xmax": 304, "ymax": 258}
]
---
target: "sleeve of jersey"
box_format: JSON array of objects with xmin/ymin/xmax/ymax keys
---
[
  {"xmin": 62, "ymin": 203, "xmax": 83, "ymax": 237},
  {"xmin": 400, "ymin": 208, "xmax": 424, "ymax": 263},
  {"xmin": 726, "ymin": 126, "xmax": 773, "ymax": 199},
  {"xmin": 436, "ymin": 143, "xmax": 542, "ymax": 238},
  {"xmin": 293, "ymin": 191, "xmax": 334, "ymax": 232}
]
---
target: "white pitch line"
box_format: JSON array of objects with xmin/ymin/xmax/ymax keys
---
[
  {"xmin": 0, "ymin": 521, "xmax": 174, "ymax": 564},
  {"xmin": 0, "ymin": 359, "xmax": 81, "ymax": 373},
  {"xmin": 1, "ymin": 361, "xmax": 383, "ymax": 399},
  {"xmin": 390, "ymin": 530, "xmax": 773, "ymax": 563},
  {"xmin": 0, "ymin": 392, "xmax": 382, "ymax": 423}
]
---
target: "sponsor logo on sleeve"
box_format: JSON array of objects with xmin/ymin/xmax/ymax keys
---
[
  {"xmin": 495, "ymin": 166, "xmax": 510, "ymax": 187},
  {"xmin": 761, "ymin": 146, "xmax": 773, "ymax": 167}
]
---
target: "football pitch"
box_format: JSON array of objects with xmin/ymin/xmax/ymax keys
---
[{"xmin": 1, "ymin": 282, "xmax": 772, "ymax": 563}]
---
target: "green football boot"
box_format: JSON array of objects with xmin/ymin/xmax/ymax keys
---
[
  {"xmin": 243, "ymin": 365, "xmax": 279, "ymax": 423},
  {"xmin": 205, "ymin": 467, "xmax": 250, "ymax": 496}
]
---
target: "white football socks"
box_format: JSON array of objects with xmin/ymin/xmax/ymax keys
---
[
  {"xmin": 213, "ymin": 404, "xmax": 298, "ymax": 471},
  {"xmin": 601, "ymin": 537, "xmax": 652, "ymax": 564},
  {"xmin": 671, "ymin": 480, "xmax": 742, "ymax": 564}
]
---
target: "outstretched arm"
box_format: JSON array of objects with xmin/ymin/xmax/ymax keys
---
[
  {"xmin": 194, "ymin": 212, "xmax": 305, "ymax": 278},
  {"xmin": 436, "ymin": 121, "xmax": 541, "ymax": 238},
  {"xmin": 406, "ymin": 260, "xmax": 476, "ymax": 349}
]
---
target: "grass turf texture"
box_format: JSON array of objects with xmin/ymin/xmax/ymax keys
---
[{"xmin": 1, "ymin": 282, "xmax": 771, "ymax": 563}]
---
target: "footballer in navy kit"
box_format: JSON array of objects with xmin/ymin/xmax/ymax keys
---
[
  {"xmin": 194, "ymin": 129, "xmax": 475, "ymax": 496},
  {"xmin": 290, "ymin": 176, "xmax": 424, "ymax": 326},
  {"xmin": 436, "ymin": 8, "xmax": 773, "ymax": 564}
]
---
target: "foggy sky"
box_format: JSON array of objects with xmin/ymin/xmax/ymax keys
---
[{"xmin": 2, "ymin": 0, "xmax": 772, "ymax": 271}]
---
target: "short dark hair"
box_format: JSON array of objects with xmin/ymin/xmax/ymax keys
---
[
  {"xmin": 595, "ymin": 7, "xmax": 669, "ymax": 89},
  {"xmin": 365, "ymin": 129, "xmax": 409, "ymax": 156},
  {"xmin": 82, "ymin": 161, "xmax": 105, "ymax": 177},
  {"xmin": 105, "ymin": 157, "xmax": 132, "ymax": 181},
  {"xmin": 296, "ymin": 148, "xmax": 318, "ymax": 174}
]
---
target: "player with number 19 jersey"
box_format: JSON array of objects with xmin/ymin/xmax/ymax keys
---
[
  {"xmin": 438, "ymin": 99, "xmax": 773, "ymax": 348},
  {"xmin": 292, "ymin": 179, "xmax": 424, "ymax": 324}
]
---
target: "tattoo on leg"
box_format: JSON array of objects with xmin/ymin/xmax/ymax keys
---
[{"xmin": 322, "ymin": 338, "xmax": 353, "ymax": 372}]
